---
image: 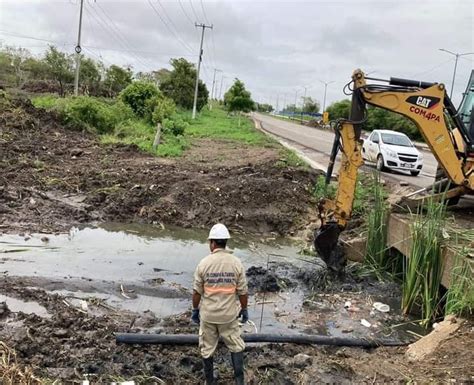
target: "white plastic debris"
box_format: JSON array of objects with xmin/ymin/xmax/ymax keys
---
[
  {"xmin": 360, "ymin": 319, "xmax": 371, "ymax": 328},
  {"xmin": 344, "ymin": 301, "xmax": 351, "ymax": 309},
  {"xmin": 373, "ymin": 302, "xmax": 390, "ymax": 313},
  {"xmin": 80, "ymin": 300, "xmax": 88, "ymax": 311}
]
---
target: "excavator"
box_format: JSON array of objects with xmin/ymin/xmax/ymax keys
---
[{"xmin": 314, "ymin": 69, "xmax": 474, "ymax": 273}]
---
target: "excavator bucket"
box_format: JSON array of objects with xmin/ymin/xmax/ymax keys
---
[{"xmin": 313, "ymin": 222, "xmax": 346, "ymax": 274}]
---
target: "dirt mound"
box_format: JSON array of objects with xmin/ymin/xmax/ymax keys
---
[
  {"xmin": 21, "ymin": 80, "xmax": 62, "ymax": 94},
  {"xmin": 0, "ymin": 96, "xmax": 319, "ymax": 235}
]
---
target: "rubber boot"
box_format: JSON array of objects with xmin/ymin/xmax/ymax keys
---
[
  {"xmin": 203, "ymin": 357, "xmax": 215, "ymax": 385},
  {"xmin": 231, "ymin": 352, "xmax": 245, "ymax": 385}
]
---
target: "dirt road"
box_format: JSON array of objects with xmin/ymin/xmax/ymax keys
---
[{"xmin": 254, "ymin": 113, "xmax": 438, "ymax": 189}]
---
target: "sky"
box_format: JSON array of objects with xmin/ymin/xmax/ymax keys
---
[{"xmin": 0, "ymin": 0, "xmax": 473, "ymax": 108}]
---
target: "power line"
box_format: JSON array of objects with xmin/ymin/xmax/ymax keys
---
[
  {"xmin": 189, "ymin": 0, "xmax": 200, "ymax": 21},
  {"xmin": 0, "ymin": 30, "xmax": 74, "ymax": 46},
  {"xmin": 199, "ymin": 0, "xmax": 210, "ymax": 24},
  {"xmin": 198, "ymin": 0, "xmax": 217, "ymax": 69},
  {"xmin": 148, "ymin": 0, "xmax": 194, "ymax": 55},
  {"xmin": 155, "ymin": 0, "xmax": 195, "ymax": 53},
  {"xmin": 86, "ymin": 3, "xmax": 152, "ymax": 70},
  {"xmin": 178, "ymin": 0, "xmax": 194, "ymax": 24},
  {"xmin": 411, "ymin": 57, "xmax": 455, "ymax": 78}
]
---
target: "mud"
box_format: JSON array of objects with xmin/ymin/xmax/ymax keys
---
[
  {"xmin": 0, "ymin": 96, "xmax": 319, "ymax": 236},
  {"xmin": 1, "ymin": 277, "xmax": 472, "ymax": 384}
]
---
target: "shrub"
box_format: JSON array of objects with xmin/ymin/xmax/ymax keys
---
[
  {"xmin": 120, "ymin": 81, "xmax": 160, "ymax": 118},
  {"xmin": 151, "ymin": 97, "xmax": 175, "ymax": 125},
  {"xmin": 56, "ymin": 96, "xmax": 132, "ymax": 134},
  {"xmin": 163, "ymin": 116, "xmax": 188, "ymax": 136}
]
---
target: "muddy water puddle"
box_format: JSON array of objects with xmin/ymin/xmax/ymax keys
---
[
  {"xmin": 0, "ymin": 294, "xmax": 51, "ymax": 318},
  {"xmin": 0, "ymin": 223, "xmax": 415, "ymax": 339}
]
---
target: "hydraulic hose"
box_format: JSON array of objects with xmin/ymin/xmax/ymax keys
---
[{"xmin": 115, "ymin": 333, "xmax": 410, "ymax": 348}]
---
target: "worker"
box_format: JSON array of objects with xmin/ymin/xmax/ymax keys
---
[{"xmin": 192, "ymin": 223, "xmax": 248, "ymax": 385}]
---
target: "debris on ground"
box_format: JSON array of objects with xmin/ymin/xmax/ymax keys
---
[{"xmin": 406, "ymin": 315, "xmax": 464, "ymax": 361}]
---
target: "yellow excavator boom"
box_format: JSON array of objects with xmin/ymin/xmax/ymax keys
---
[{"xmin": 314, "ymin": 69, "xmax": 474, "ymax": 272}]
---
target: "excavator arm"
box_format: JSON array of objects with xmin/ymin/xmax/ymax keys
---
[{"xmin": 314, "ymin": 69, "xmax": 474, "ymax": 273}]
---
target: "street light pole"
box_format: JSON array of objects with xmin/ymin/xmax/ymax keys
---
[
  {"xmin": 439, "ymin": 48, "xmax": 474, "ymax": 99},
  {"xmin": 319, "ymin": 80, "xmax": 335, "ymax": 113}
]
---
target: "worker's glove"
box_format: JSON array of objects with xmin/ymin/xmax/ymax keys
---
[
  {"xmin": 191, "ymin": 308, "xmax": 200, "ymax": 324},
  {"xmin": 239, "ymin": 308, "xmax": 249, "ymax": 323}
]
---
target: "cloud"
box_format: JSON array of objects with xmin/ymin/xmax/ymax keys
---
[{"xmin": 0, "ymin": 0, "xmax": 472, "ymax": 106}]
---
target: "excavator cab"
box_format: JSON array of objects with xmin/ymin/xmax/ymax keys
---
[{"xmin": 458, "ymin": 70, "xmax": 474, "ymax": 143}]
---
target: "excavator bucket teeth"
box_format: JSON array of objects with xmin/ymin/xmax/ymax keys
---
[{"xmin": 314, "ymin": 223, "xmax": 346, "ymax": 274}]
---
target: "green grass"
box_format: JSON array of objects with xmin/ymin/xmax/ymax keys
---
[
  {"xmin": 187, "ymin": 108, "xmax": 274, "ymax": 146},
  {"xmin": 312, "ymin": 172, "xmax": 380, "ymax": 217},
  {"xmin": 31, "ymin": 94, "xmax": 59, "ymax": 109},
  {"xmin": 101, "ymin": 120, "xmax": 188, "ymax": 157},
  {"xmin": 275, "ymin": 148, "xmax": 310, "ymax": 169},
  {"xmin": 32, "ymin": 95, "xmax": 283, "ymax": 158}
]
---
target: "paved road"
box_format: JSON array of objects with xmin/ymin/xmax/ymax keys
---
[{"xmin": 254, "ymin": 113, "xmax": 438, "ymax": 189}]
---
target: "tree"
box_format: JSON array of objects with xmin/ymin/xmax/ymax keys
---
[
  {"xmin": 326, "ymin": 99, "xmax": 421, "ymax": 140},
  {"xmin": 79, "ymin": 56, "xmax": 101, "ymax": 95},
  {"xmin": 326, "ymin": 99, "xmax": 350, "ymax": 120},
  {"xmin": 44, "ymin": 45, "xmax": 74, "ymax": 96},
  {"xmin": 256, "ymin": 103, "xmax": 273, "ymax": 113},
  {"xmin": 104, "ymin": 64, "xmax": 132, "ymax": 97},
  {"xmin": 159, "ymin": 58, "xmax": 208, "ymax": 111},
  {"xmin": 119, "ymin": 81, "xmax": 160, "ymax": 118},
  {"xmin": 224, "ymin": 79, "xmax": 255, "ymax": 126},
  {"xmin": 302, "ymin": 97, "xmax": 320, "ymax": 114}
]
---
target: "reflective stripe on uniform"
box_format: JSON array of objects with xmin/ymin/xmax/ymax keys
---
[{"xmin": 204, "ymin": 285, "xmax": 236, "ymax": 294}]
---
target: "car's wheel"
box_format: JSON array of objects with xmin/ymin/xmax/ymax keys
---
[
  {"xmin": 376, "ymin": 154, "xmax": 385, "ymax": 171},
  {"xmin": 410, "ymin": 170, "xmax": 420, "ymax": 176}
]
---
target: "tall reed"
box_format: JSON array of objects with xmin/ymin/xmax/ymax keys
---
[
  {"xmin": 364, "ymin": 172, "xmax": 388, "ymax": 273},
  {"xmin": 402, "ymin": 198, "xmax": 446, "ymax": 326}
]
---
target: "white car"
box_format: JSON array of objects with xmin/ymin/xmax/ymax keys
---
[{"xmin": 362, "ymin": 130, "xmax": 423, "ymax": 176}]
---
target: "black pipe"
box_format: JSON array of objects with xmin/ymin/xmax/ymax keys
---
[{"xmin": 115, "ymin": 333, "xmax": 409, "ymax": 348}]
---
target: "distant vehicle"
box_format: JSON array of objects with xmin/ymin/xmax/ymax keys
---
[{"xmin": 362, "ymin": 129, "xmax": 423, "ymax": 176}]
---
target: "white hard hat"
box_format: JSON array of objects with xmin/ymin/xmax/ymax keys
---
[{"xmin": 208, "ymin": 223, "xmax": 231, "ymax": 240}]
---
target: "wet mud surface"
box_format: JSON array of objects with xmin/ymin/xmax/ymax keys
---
[{"xmin": 0, "ymin": 97, "xmax": 319, "ymax": 236}]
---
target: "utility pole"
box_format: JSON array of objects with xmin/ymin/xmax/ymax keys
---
[
  {"xmin": 301, "ymin": 86, "xmax": 308, "ymax": 123},
  {"xmin": 319, "ymin": 80, "xmax": 335, "ymax": 113},
  {"xmin": 209, "ymin": 68, "xmax": 221, "ymax": 110},
  {"xmin": 275, "ymin": 94, "xmax": 279, "ymax": 114},
  {"xmin": 282, "ymin": 93, "xmax": 286, "ymax": 114},
  {"xmin": 219, "ymin": 74, "xmax": 226, "ymax": 100},
  {"xmin": 294, "ymin": 89, "xmax": 299, "ymax": 117},
  {"xmin": 192, "ymin": 23, "xmax": 213, "ymax": 119},
  {"xmin": 439, "ymin": 48, "xmax": 474, "ymax": 98},
  {"xmin": 74, "ymin": 0, "xmax": 85, "ymax": 96}
]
